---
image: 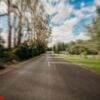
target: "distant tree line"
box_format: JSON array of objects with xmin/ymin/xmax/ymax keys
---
[{"xmin": 53, "ymin": 40, "xmax": 98, "ymax": 55}]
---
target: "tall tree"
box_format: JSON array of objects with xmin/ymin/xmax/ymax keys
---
[
  {"xmin": 7, "ymin": 0, "xmax": 12, "ymax": 49},
  {"xmin": 87, "ymin": 6, "xmax": 100, "ymax": 54}
]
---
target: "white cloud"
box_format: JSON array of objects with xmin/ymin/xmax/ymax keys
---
[
  {"xmin": 49, "ymin": 17, "xmax": 80, "ymax": 46},
  {"xmin": 74, "ymin": 4, "xmax": 96, "ymax": 19},
  {"xmin": 76, "ymin": 32, "xmax": 90, "ymax": 40},
  {"xmin": 51, "ymin": 3, "xmax": 74, "ymax": 23},
  {"xmin": 81, "ymin": 6, "xmax": 96, "ymax": 13},
  {"xmin": 44, "ymin": 2, "xmax": 55, "ymax": 15},
  {"xmin": 42, "ymin": 0, "xmax": 74, "ymax": 24}
]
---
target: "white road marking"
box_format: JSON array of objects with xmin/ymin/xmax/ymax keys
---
[
  {"xmin": 48, "ymin": 57, "xmax": 64, "ymax": 59},
  {"xmin": 48, "ymin": 62, "xmax": 50, "ymax": 67},
  {"xmin": 51, "ymin": 62, "xmax": 70, "ymax": 64}
]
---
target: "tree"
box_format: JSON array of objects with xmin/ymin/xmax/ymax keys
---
[
  {"xmin": 33, "ymin": 3, "xmax": 51, "ymax": 49},
  {"xmin": 0, "ymin": 36, "xmax": 4, "ymax": 46},
  {"xmin": 0, "ymin": 0, "xmax": 51, "ymax": 50},
  {"xmin": 0, "ymin": 0, "xmax": 13, "ymax": 49},
  {"xmin": 7, "ymin": 0, "xmax": 12, "ymax": 49},
  {"xmin": 87, "ymin": 6, "xmax": 100, "ymax": 54}
]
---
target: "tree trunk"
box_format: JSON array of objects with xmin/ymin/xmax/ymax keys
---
[
  {"xmin": 12, "ymin": 15, "xmax": 17, "ymax": 47},
  {"xmin": 7, "ymin": 0, "xmax": 12, "ymax": 49},
  {"xmin": 17, "ymin": 16, "xmax": 22, "ymax": 45}
]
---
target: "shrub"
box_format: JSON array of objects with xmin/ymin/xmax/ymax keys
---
[
  {"xmin": 15, "ymin": 43, "xmax": 45, "ymax": 60},
  {"xmin": 0, "ymin": 44, "xmax": 4, "ymax": 58},
  {"xmin": 15, "ymin": 43, "xmax": 33, "ymax": 60},
  {"xmin": 86, "ymin": 48, "xmax": 98, "ymax": 55},
  {"xmin": 0, "ymin": 62, "xmax": 5, "ymax": 69}
]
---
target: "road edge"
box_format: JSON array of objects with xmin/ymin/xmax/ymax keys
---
[
  {"xmin": 53, "ymin": 54, "xmax": 100, "ymax": 75},
  {"xmin": 0, "ymin": 55, "xmax": 42, "ymax": 76}
]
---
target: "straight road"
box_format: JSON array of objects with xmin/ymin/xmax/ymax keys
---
[{"xmin": 0, "ymin": 53, "xmax": 100, "ymax": 100}]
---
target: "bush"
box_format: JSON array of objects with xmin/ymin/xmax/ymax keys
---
[
  {"xmin": 0, "ymin": 45, "xmax": 16, "ymax": 61},
  {"xmin": 0, "ymin": 42, "xmax": 46, "ymax": 61},
  {"xmin": 0, "ymin": 44, "xmax": 4, "ymax": 58},
  {"xmin": 15, "ymin": 43, "xmax": 45, "ymax": 60},
  {"xmin": 15, "ymin": 43, "xmax": 33, "ymax": 60},
  {"xmin": 86, "ymin": 48, "xmax": 98, "ymax": 55},
  {"xmin": 70, "ymin": 45, "xmax": 88, "ymax": 55},
  {"xmin": 0, "ymin": 62, "xmax": 5, "ymax": 69}
]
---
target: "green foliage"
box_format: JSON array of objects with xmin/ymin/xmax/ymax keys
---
[
  {"xmin": 15, "ymin": 43, "xmax": 33, "ymax": 60},
  {"xmin": 58, "ymin": 54, "xmax": 100, "ymax": 73},
  {"xmin": 0, "ymin": 49, "xmax": 15, "ymax": 63},
  {"xmin": 70, "ymin": 45, "xmax": 88, "ymax": 55},
  {"xmin": 15, "ymin": 43, "xmax": 45, "ymax": 60},
  {"xmin": 0, "ymin": 43, "xmax": 5, "ymax": 59},
  {"xmin": 86, "ymin": 6, "xmax": 100, "ymax": 53},
  {"xmin": 53, "ymin": 39, "xmax": 98, "ymax": 55},
  {"xmin": 0, "ymin": 62, "xmax": 5, "ymax": 69},
  {"xmin": 0, "ymin": 36, "xmax": 6, "ymax": 59},
  {"xmin": 53, "ymin": 42, "xmax": 67, "ymax": 53}
]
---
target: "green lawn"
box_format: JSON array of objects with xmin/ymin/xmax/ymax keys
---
[{"xmin": 57, "ymin": 54, "xmax": 100, "ymax": 73}]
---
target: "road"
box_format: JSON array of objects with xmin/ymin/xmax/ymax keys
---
[{"xmin": 0, "ymin": 53, "xmax": 100, "ymax": 100}]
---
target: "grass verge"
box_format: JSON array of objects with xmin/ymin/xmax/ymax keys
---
[{"xmin": 57, "ymin": 54, "xmax": 100, "ymax": 73}]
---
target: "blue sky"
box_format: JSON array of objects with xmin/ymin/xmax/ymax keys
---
[
  {"xmin": 0, "ymin": 16, "xmax": 8, "ymax": 31},
  {"xmin": 0, "ymin": 0, "xmax": 100, "ymax": 46}
]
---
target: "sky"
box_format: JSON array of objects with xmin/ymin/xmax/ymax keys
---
[{"xmin": 0, "ymin": 0, "xmax": 100, "ymax": 46}]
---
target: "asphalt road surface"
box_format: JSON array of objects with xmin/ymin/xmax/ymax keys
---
[{"xmin": 0, "ymin": 53, "xmax": 100, "ymax": 100}]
